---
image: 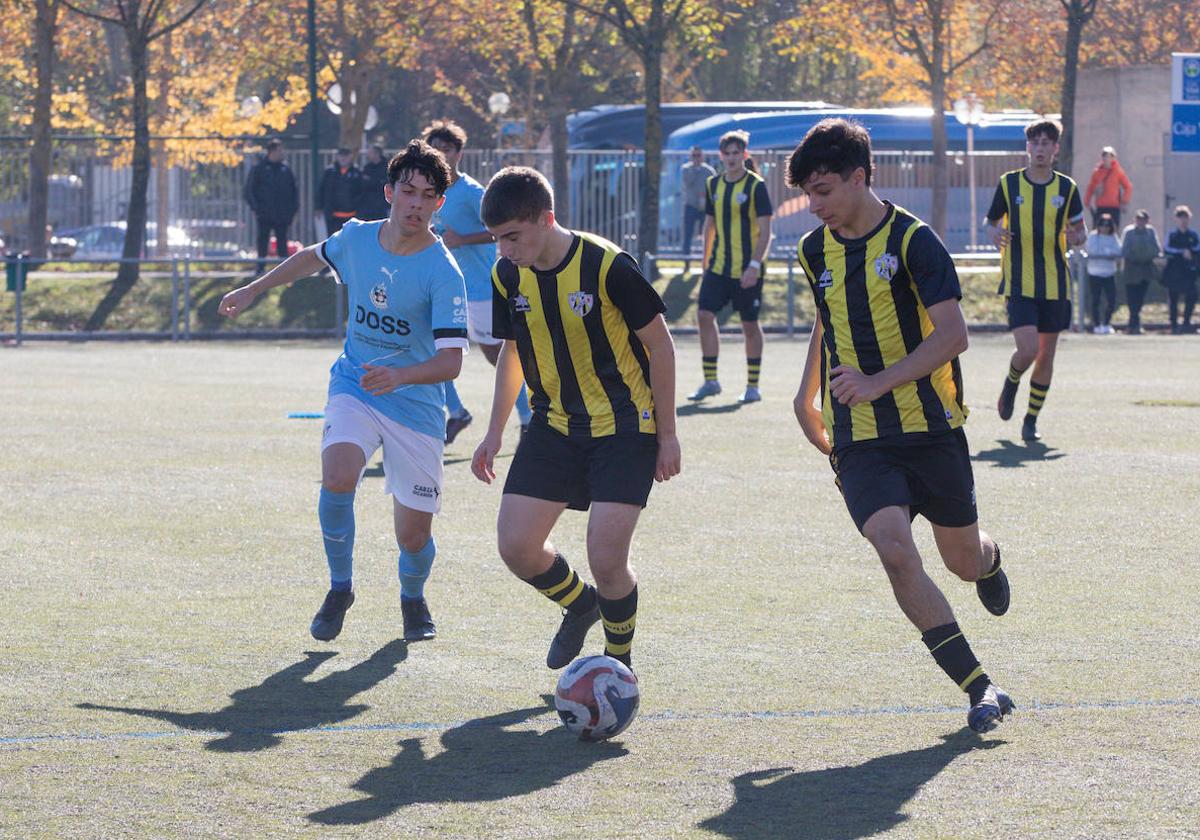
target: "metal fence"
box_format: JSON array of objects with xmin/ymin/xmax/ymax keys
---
[{"xmin": 0, "ymin": 137, "xmax": 1026, "ymax": 258}]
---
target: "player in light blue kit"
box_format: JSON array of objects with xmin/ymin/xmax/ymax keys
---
[
  {"xmin": 423, "ymin": 120, "xmax": 533, "ymax": 444},
  {"xmin": 219, "ymin": 140, "xmax": 468, "ymax": 643}
]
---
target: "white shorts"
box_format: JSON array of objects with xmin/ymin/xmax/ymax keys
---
[
  {"xmin": 321, "ymin": 394, "xmax": 445, "ymax": 513},
  {"xmin": 468, "ymin": 299, "xmax": 502, "ymax": 346}
]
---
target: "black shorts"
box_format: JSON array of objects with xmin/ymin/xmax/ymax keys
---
[
  {"xmin": 831, "ymin": 428, "xmax": 978, "ymax": 533},
  {"xmin": 1007, "ymin": 297, "xmax": 1072, "ymax": 333},
  {"xmin": 698, "ymin": 270, "xmax": 764, "ymax": 321},
  {"xmin": 503, "ymin": 421, "xmax": 658, "ymax": 511}
]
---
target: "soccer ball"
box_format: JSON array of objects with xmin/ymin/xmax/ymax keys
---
[{"xmin": 554, "ymin": 655, "xmax": 640, "ymax": 742}]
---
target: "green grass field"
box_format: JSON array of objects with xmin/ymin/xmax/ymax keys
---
[{"xmin": 2, "ymin": 334, "xmax": 1199, "ymax": 838}]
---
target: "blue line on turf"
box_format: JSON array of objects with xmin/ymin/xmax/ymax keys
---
[
  {"xmin": 286, "ymin": 412, "xmax": 324, "ymax": 419},
  {"xmin": 2, "ymin": 696, "xmax": 1197, "ymax": 746}
]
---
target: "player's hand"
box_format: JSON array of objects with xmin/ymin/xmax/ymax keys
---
[
  {"xmin": 1068, "ymin": 227, "xmax": 1087, "ymax": 248},
  {"xmin": 829, "ymin": 364, "xmax": 884, "ymax": 407},
  {"xmin": 360, "ymin": 364, "xmax": 407, "ymax": 395},
  {"xmin": 988, "ymin": 225, "xmax": 1011, "ymax": 250},
  {"xmin": 654, "ymin": 432, "xmax": 681, "ymax": 482},
  {"xmin": 794, "ymin": 397, "xmax": 831, "ymax": 456},
  {"xmin": 739, "ymin": 266, "xmax": 760, "ymax": 289},
  {"xmin": 218, "ymin": 285, "xmax": 258, "ymax": 318},
  {"xmin": 440, "ymin": 227, "xmax": 464, "ymax": 249},
  {"xmin": 471, "ymin": 431, "xmax": 503, "ymax": 484}
]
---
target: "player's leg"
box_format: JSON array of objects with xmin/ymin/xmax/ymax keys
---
[
  {"xmin": 1024, "ymin": 329, "xmax": 1061, "ymax": 441},
  {"xmin": 393, "ymin": 501, "xmax": 437, "ymax": 641},
  {"xmin": 254, "ymin": 216, "xmax": 272, "ymax": 275},
  {"xmin": 690, "ymin": 271, "xmax": 727, "ymax": 400},
  {"xmin": 378, "ymin": 413, "xmax": 446, "ymax": 641},
  {"xmin": 998, "ymin": 314, "xmax": 1038, "ymax": 420},
  {"xmin": 862, "ymin": 507, "xmax": 1009, "ymax": 731},
  {"xmin": 1184, "ymin": 281, "xmax": 1197, "ymax": 331},
  {"xmin": 1126, "ymin": 280, "xmax": 1146, "ymax": 334},
  {"xmin": 933, "ymin": 522, "xmax": 1007, "ymax": 616},
  {"xmin": 312, "ymin": 397, "xmax": 379, "ymax": 641},
  {"xmin": 1102, "ymin": 277, "xmax": 1117, "ymax": 329},
  {"xmin": 736, "ymin": 278, "xmax": 765, "ymax": 403},
  {"xmin": 585, "ymin": 502, "xmax": 641, "ymax": 668}
]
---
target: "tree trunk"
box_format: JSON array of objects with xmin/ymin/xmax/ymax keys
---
[
  {"xmin": 86, "ymin": 26, "xmax": 151, "ymax": 332},
  {"xmin": 27, "ymin": 0, "xmax": 58, "ymax": 259},
  {"xmin": 154, "ymin": 31, "xmax": 172, "ymax": 257},
  {"xmin": 929, "ymin": 65, "xmax": 949, "ymax": 238},
  {"xmin": 549, "ymin": 101, "xmax": 570, "ymax": 223},
  {"xmin": 1059, "ymin": 2, "xmax": 1087, "ymax": 177},
  {"xmin": 638, "ymin": 17, "xmax": 663, "ymax": 266}
]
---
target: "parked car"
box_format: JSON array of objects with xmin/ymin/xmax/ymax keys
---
[{"xmin": 53, "ymin": 222, "xmax": 201, "ymax": 259}]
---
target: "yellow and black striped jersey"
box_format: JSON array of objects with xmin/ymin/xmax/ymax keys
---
[
  {"xmin": 491, "ymin": 233, "xmax": 666, "ymax": 438},
  {"xmin": 798, "ymin": 202, "xmax": 968, "ymax": 450},
  {"xmin": 986, "ymin": 169, "xmax": 1084, "ymax": 300},
  {"xmin": 705, "ymin": 170, "xmax": 773, "ymax": 277}
]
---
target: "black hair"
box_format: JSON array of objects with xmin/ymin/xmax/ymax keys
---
[
  {"xmin": 481, "ymin": 166, "xmax": 554, "ymax": 227},
  {"xmin": 386, "ymin": 139, "xmax": 452, "ymax": 194},
  {"xmin": 1097, "ymin": 213, "xmax": 1115, "ymax": 229},
  {"xmin": 423, "ymin": 119, "xmax": 468, "ymax": 152},
  {"xmin": 785, "ymin": 118, "xmax": 873, "ymax": 189},
  {"xmin": 265, "ymin": 137, "xmax": 283, "ymax": 152},
  {"xmin": 719, "ymin": 130, "xmax": 749, "ymax": 152},
  {"xmin": 1025, "ymin": 119, "xmax": 1061, "ymax": 143}
]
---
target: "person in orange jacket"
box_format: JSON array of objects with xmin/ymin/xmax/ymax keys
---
[{"xmin": 1083, "ymin": 145, "xmax": 1132, "ymax": 228}]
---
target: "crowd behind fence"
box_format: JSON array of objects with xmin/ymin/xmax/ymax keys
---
[{"xmin": 0, "ymin": 137, "xmax": 1027, "ymax": 258}]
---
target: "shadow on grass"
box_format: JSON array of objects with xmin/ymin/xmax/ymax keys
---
[
  {"xmin": 972, "ymin": 439, "xmax": 1065, "ymax": 468},
  {"xmin": 77, "ymin": 640, "xmax": 408, "ymax": 752},
  {"xmin": 678, "ymin": 401, "xmax": 744, "ymax": 416},
  {"xmin": 308, "ymin": 696, "xmax": 627, "ymax": 826},
  {"xmin": 701, "ymin": 731, "xmax": 1005, "ymax": 840}
]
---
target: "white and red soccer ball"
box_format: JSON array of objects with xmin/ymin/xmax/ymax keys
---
[{"xmin": 554, "ymin": 655, "xmax": 640, "ymax": 742}]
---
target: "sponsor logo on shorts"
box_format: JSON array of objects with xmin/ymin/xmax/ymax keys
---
[
  {"xmin": 874, "ymin": 253, "xmax": 899, "ymax": 282},
  {"xmin": 323, "ymin": 423, "xmax": 332, "ymax": 439},
  {"xmin": 513, "ymin": 294, "xmax": 531, "ymax": 313},
  {"xmin": 568, "ymin": 291, "xmax": 594, "ymax": 317},
  {"xmin": 412, "ymin": 483, "xmax": 441, "ymax": 500},
  {"xmin": 641, "ymin": 409, "xmax": 651, "ymax": 420}
]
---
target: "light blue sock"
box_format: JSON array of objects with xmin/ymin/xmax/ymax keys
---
[
  {"xmin": 444, "ymin": 381, "xmax": 466, "ymax": 416},
  {"xmin": 399, "ymin": 537, "xmax": 437, "ymax": 600},
  {"xmin": 515, "ymin": 384, "xmax": 532, "ymax": 424},
  {"xmin": 318, "ymin": 487, "xmax": 356, "ymax": 589}
]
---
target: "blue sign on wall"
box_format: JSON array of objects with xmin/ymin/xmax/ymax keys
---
[{"xmin": 1173, "ymin": 104, "xmax": 1200, "ymax": 152}]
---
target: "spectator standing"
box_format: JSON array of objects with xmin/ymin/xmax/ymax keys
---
[
  {"xmin": 1083, "ymin": 146, "xmax": 1132, "ymax": 228},
  {"xmin": 244, "ymin": 138, "xmax": 299, "ymax": 273},
  {"xmin": 317, "ymin": 147, "xmax": 363, "ymax": 236},
  {"xmin": 679, "ymin": 146, "xmax": 715, "ymax": 273},
  {"xmin": 358, "ymin": 144, "xmax": 391, "ymax": 221},
  {"xmin": 1163, "ymin": 205, "xmax": 1199, "ymax": 334},
  {"xmin": 1119, "ymin": 209, "xmax": 1160, "ymax": 335},
  {"xmin": 1085, "ymin": 214, "xmax": 1122, "ymax": 334}
]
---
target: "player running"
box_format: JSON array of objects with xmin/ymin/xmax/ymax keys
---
[
  {"xmin": 789, "ymin": 119, "xmax": 1014, "ymax": 733},
  {"xmin": 218, "ymin": 140, "xmax": 468, "ymax": 644},
  {"xmin": 470, "ymin": 166, "xmax": 681, "ymax": 672}
]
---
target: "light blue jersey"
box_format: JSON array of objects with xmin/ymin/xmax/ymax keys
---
[
  {"xmin": 318, "ymin": 219, "xmax": 469, "ymax": 440},
  {"xmin": 431, "ymin": 173, "xmax": 495, "ymax": 301}
]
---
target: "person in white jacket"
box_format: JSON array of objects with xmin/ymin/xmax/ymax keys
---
[{"xmin": 1085, "ymin": 213, "xmax": 1122, "ymax": 333}]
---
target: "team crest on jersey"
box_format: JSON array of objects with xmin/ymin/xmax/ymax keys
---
[
  {"xmin": 1051, "ymin": 195, "xmax": 1066, "ymax": 208},
  {"xmin": 817, "ymin": 269, "xmax": 834, "ymax": 288},
  {"xmin": 735, "ymin": 192, "xmax": 749, "ymax": 205},
  {"xmin": 370, "ymin": 283, "xmax": 389, "ymax": 309},
  {"xmin": 874, "ymin": 253, "xmax": 899, "ymax": 282},
  {"xmin": 513, "ymin": 293, "xmax": 531, "ymax": 313},
  {"xmin": 568, "ymin": 291, "xmax": 594, "ymax": 317}
]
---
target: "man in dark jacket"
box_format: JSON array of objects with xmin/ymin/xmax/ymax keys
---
[
  {"xmin": 317, "ymin": 147, "xmax": 362, "ymax": 236},
  {"xmin": 244, "ymin": 138, "xmax": 299, "ymax": 273},
  {"xmin": 357, "ymin": 144, "xmax": 391, "ymax": 221}
]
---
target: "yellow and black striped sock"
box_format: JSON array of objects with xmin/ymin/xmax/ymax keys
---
[
  {"xmin": 523, "ymin": 553, "xmax": 596, "ymax": 615},
  {"xmin": 1026, "ymin": 380, "xmax": 1050, "ymax": 419},
  {"xmin": 597, "ymin": 585, "xmax": 637, "ymax": 667},
  {"xmin": 1006, "ymin": 363, "xmax": 1026, "ymax": 385},
  {"xmin": 747, "ymin": 356, "xmax": 761, "ymax": 388},
  {"xmin": 921, "ymin": 621, "xmax": 989, "ymax": 705},
  {"xmin": 702, "ymin": 356, "xmax": 718, "ymax": 382}
]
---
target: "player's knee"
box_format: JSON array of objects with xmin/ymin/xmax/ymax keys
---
[
  {"xmin": 944, "ymin": 547, "xmax": 982, "ymax": 581},
  {"xmin": 322, "ymin": 473, "xmax": 359, "ymax": 494},
  {"xmin": 588, "ymin": 557, "xmax": 631, "ymax": 592},
  {"xmin": 865, "ymin": 531, "xmax": 920, "ymax": 578},
  {"xmin": 497, "ymin": 527, "xmax": 539, "ymax": 570},
  {"xmin": 697, "ymin": 309, "xmax": 716, "ymax": 326},
  {"xmin": 396, "ymin": 528, "xmax": 431, "ymax": 554}
]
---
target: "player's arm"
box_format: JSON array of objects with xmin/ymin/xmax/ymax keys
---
[
  {"xmin": 634, "ymin": 314, "xmax": 681, "ymax": 481},
  {"xmin": 794, "ymin": 319, "xmax": 831, "ymax": 456},
  {"xmin": 360, "ymin": 348, "xmax": 463, "ymax": 396},
  {"xmin": 985, "ymin": 182, "xmax": 1010, "ymax": 249},
  {"xmin": 1066, "ymin": 216, "xmax": 1088, "ymax": 248},
  {"xmin": 441, "ymin": 229, "xmax": 496, "ymax": 249},
  {"xmin": 471, "ymin": 340, "xmax": 525, "ymax": 485},
  {"xmin": 218, "ymin": 245, "xmax": 324, "ymax": 318},
  {"xmin": 741, "ymin": 214, "xmax": 774, "ymax": 288},
  {"xmin": 702, "ymin": 214, "xmax": 715, "ymax": 268},
  {"xmin": 830, "ymin": 299, "xmax": 967, "ymax": 407}
]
